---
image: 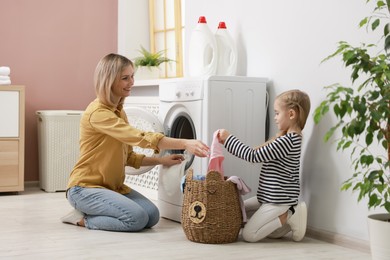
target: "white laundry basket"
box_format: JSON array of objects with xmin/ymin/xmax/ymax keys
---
[{"xmin": 36, "ymin": 110, "xmax": 83, "ymax": 192}]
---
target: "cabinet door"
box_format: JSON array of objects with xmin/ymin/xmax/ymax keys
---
[
  {"xmin": 0, "ymin": 91, "xmax": 19, "ymax": 137},
  {"xmin": 0, "ymin": 140, "xmax": 19, "ymax": 186}
]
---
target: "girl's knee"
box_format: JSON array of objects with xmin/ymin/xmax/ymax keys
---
[{"xmin": 242, "ymin": 228, "xmax": 260, "ymax": 243}]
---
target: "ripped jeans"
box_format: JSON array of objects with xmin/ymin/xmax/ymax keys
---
[{"xmin": 66, "ymin": 186, "xmax": 159, "ymax": 232}]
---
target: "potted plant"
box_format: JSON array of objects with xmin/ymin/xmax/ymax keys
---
[
  {"xmin": 313, "ymin": 0, "xmax": 389, "ymax": 259},
  {"xmin": 133, "ymin": 45, "xmax": 174, "ymax": 80}
]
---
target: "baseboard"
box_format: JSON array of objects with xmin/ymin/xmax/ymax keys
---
[{"xmin": 306, "ymin": 226, "xmax": 370, "ymax": 254}]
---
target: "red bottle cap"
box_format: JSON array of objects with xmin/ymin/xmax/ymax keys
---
[
  {"xmin": 198, "ymin": 16, "xmax": 207, "ymax": 23},
  {"xmin": 218, "ymin": 22, "xmax": 227, "ymax": 29}
]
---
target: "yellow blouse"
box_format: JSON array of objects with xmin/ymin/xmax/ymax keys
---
[{"xmin": 67, "ymin": 98, "xmax": 164, "ymax": 194}]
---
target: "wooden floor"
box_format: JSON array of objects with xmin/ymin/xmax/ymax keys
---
[{"xmin": 0, "ymin": 186, "xmax": 371, "ymax": 260}]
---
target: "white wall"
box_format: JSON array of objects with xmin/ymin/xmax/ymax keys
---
[
  {"xmin": 119, "ymin": 0, "xmax": 385, "ymax": 242},
  {"xmin": 118, "ymin": 0, "xmax": 150, "ymax": 60},
  {"xmin": 184, "ymin": 0, "xmax": 385, "ymax": 242}
]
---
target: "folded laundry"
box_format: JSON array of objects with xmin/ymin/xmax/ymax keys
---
[
  {"xmin": 0, "ymin": 66, "xmax": 10, "ymax": 76},
  {"xmin": 0, "ymin": 75, "xmax": 10, "ymax": 81}
]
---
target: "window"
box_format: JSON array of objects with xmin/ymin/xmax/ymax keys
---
[{"xmin": 149, "ymin": 0, "xmax": 184, "ymax": 78}]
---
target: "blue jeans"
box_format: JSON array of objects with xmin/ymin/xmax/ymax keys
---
[{"xmin": 66, "ymin": 186, "xmax": 160, "ymax": 232}]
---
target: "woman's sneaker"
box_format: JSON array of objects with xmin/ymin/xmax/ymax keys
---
[{"xmin": 286, "ymin": 202, "xmax": 307, "ymax": 241}]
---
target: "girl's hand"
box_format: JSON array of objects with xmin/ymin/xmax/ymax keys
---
[
  {"xmin": 159, "ymin": 154, "xmax": 184, "ymax": 167},
  {"xmin": 184, "ymin": 140, "xmax": 210, "ymax": 157},
  {"xmin": 218, "ymin": 129, "xmax": 230, "ymax": 144}
]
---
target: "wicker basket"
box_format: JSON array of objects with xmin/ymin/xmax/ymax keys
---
[{"xmin": 181, "ymin": 169, "xmax": 243, "ymax": 244}]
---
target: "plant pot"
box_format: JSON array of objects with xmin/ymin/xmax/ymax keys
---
[
  {"xmin": 368, "ymin": 213, "xmax": 390, "ymax": 260},
  {"xmin": 135, "ymin": 66, "xmax": 160, "ymax": 80}
]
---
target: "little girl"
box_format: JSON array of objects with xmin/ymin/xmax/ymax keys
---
[{"xmin": 218, "ymin": 89, "xmax": 311, "ymax": 242}]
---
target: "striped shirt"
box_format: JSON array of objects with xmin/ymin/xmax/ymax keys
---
[{"xmin": 224, "ymin": 133, "xmax": 302, "ymax": 205}]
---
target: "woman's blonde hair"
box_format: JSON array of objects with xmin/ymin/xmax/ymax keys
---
[
  {"xmin": 94, "ymin": 53, "xmax": 133, "ymax": 107},
  {"xmin": 256, "ymin": 89, "xmax": 311, "ymax": 148}
]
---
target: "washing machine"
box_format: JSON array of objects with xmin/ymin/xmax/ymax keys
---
[{"xmin": 158, "ymin": 75, "xmax": 268, "ymax": 222}]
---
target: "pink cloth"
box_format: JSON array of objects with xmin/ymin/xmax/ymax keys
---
[
  {"xmin": 207, "ymin": 130, "xmax": 224, "ymax": 180},
  {"xmin": 227, "ymin": 176, "xmax": 252, "ymax": 223}
]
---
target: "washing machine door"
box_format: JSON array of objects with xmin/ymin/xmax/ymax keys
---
[
  {"xmin": 123, "ymin": 106, "xmax": 164, "ymax": 175},
  {"xmin": 164, "ymin": 106, "xmax": 197, "ymax": 171}
]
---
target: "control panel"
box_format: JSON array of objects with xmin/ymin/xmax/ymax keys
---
[{"xmin": 159, "ymin": 79, "xmax": 203, "ymax": 102}]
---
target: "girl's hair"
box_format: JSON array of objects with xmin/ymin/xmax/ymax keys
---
[
  {"xmin": 276, "ymin": 89, "xmax": 311, "ymax": 135},
  {"xmin": 94, "ymin": 53, "xmax": 133, "ymax": 107},
  {"xmin": 256, "ymin": 89, "xmax": 311, "ymax": 148}
]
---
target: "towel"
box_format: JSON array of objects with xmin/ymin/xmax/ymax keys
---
[
  {"xmin": 0, "ymin": 66, "xmax": 10, "ymax": 76},
  {"xmin": 160, "ymin": 160, "xmax": 186, "ymax": 197},
  {"xmin": 0, "ymin": 76, "xmax": 10, "ymax": 81},
  {"xmin": 207, "ymin": 130, "xmax": 224, "ymax": 180},
  {"xmin": 0, "ymin": 79, "xmax": 11, "ymax": 85},
  {"xmin": 227, "ymin": 176, "xmax": 252, "ymax": 222}
]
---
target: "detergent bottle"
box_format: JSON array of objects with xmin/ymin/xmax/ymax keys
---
[
  {"xmin": 215, "ymin": 21, "xmax": 237, "ymax": 76},
  {"xmin": 188, "ymin": 16, "xmax": 218, "ymax": 77}
]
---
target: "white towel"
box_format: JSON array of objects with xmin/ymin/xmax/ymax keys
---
[
  {"xmin": 0, "ymin": 79, "xmax": 11, "ymax": 85},
  {"xmin": 160, "ymin": 161, "xmax": 186, "ymax": 197},
  {"xmin": 0, "ymin": 66, "xmax": 10, "ymax": 76},
  {"xmin": 0, "ymin": 76, "xmax": 10, "ymax": 81}
]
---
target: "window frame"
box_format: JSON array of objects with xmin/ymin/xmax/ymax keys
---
[{"xmin": 148, "ymin": 0, "xmax": 183, "ymax": 78}]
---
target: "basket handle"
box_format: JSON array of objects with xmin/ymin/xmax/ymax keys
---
[{"xmin": 185, "ymin": 168, "xmax": 194, "ymax": 182}]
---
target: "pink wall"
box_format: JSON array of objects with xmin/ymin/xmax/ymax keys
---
[{"xmin": 0, "ymin": 0, "xmax": 118, "ymax": 181}]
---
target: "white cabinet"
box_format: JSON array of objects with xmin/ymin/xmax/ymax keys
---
[{"xmin": 0, "ymin": 85, "xmax": 25, "ymax": 192}]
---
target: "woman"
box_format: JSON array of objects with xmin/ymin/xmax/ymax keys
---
[{"xmin": 61, "ymin": 53, "xmax": 209, "ymax": 232}]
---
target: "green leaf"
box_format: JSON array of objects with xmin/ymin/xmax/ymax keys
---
[
  {"xmin": 342, "ymin": 140, "xmax": 352, "ymax": 150},
  {"xmin": 385, "ymin": 201, "xmax": 390, "ymax": 213},
  {"xmin": 313, "ymin": 101, "xmax": 329, "ymax": 124},
  {"xmin": 369, "ymin": 194, "xmax": 379, "ymax": 208},
  {"xmin": 359, "ymin": 17, "xmax": 368, "ymax": 28},
  {"xmin": 385, "ymin": 35, "xmax": 390, "ymax": 51},
  {"xmin": 341, "ymin": 182, "xmax": 352, "ymax": 191},
  {"xmin": 324, "ymin": 125, "xmax": 338, "ymax": 142},
  {"xmin": 372, "ymin": 18, "xmax": 381, "ymax": 31},
  {"xmin": 366, "ymin": 132, "xmax": 373, "ymax": 145},
  {"xmin": 384, "ymin": 23, "xmax": 390, "ymax": 36},
  {"xmin": 360, "ymin": 155, "xmax": 374, "ymax": 166},
  {"xmin": 367, "ymin": 170, "xmax": 379, "ymax": 180}
]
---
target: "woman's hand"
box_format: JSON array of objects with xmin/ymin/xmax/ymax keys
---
[
  {"xmin": 159, "ymin": 154, "xmax": 185, "ymax": 167},
  {"xmin": 184, "ymin": 139, "xmax": 210, "ymax": 157},
  {"xmin": 157, "ymin": 137, "xmax": 209, "ymax": 157},
  {"xmin": 218, "ymin": 129, "xmax": 230, "ymax": 144}
]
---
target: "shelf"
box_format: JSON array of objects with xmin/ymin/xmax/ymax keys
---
[{"xmin": 133, "ymin": 79, "xmax": 160, "ymax": 87}]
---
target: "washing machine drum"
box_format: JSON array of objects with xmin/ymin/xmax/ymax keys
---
[
  {"xmin": 123, "ymin": 106, "xmax": 164, "ymax": 175},
  {"xmin": 166, "ymin": 114, "xmax": 196, "ymax": 171}
]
